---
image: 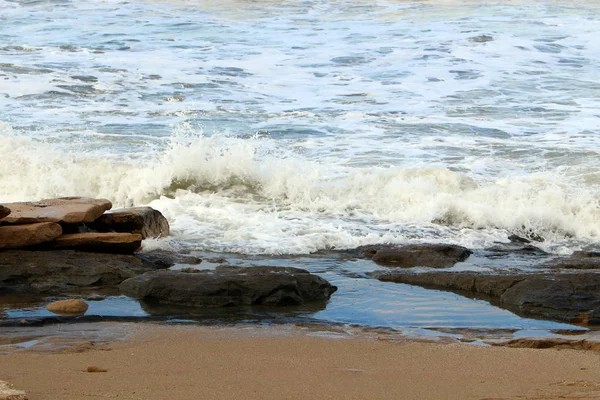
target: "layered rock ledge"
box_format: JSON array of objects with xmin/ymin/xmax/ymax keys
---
[{"xmin": 370, "ymin": 269, "xmax": 600, "ymax": 325}]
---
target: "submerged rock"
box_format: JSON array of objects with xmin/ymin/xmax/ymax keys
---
[
  {"xmin": 0, "ymin": 222, "xmax": 62, "ymax": 249},
  {"xmin": 46, "ymin": 298, "xmax": 89, "ymax": 315},
  {"xmin": 0, "ymin": 250, "xmax": 167, "ymax": 294},
  {"xmin": 356, "ymin": 244, "xmax": 471, "ymax": 268},
  {"xmin": 370, "ymin": 270, "xmax": 600, "ymax": 324},
  {"xmin": 87, "ymin": 207, "xmax": 169, "ymax": 239},
  {"xmin": 546, "ymin": 251, "xmax": 600, "ymax": 270},
  {"xmin": 51, "ymin": 232, "xmax": 142, "ymax": 254},
  {"xmin": 0, "ymin": 205, "xmax": 10, "ymax": 220},
  {"xmin": 120, "ymin": 266, "xmax": 337, "ymax": 308},
  {"xmin": 0, "ymin": 197, "xmax": 112, "ymax": 225}
]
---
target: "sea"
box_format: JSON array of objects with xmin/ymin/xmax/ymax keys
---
[{"xmin": 1, "ymin": 0, "xmax": 600, "ymax": 339}]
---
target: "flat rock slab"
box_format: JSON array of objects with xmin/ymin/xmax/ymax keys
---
[
  {"xmin": 0, "ymin": 250, "xmax": 167, "ymax": 294},
  {"xmin": 0, "ymin": 205, "xmax": 10, "ymax": 220},
  {"xmin": 545, "ymin": 251, "xmax": 600, "ymax": 270},
  {"xmin": 52, "ymin": 232, "xmax": 142, "ymax": 254},
  {"xmin": 356, "ymin": 244, "xmax": 472, "ymax": 268},
  {"xmin": 0, "ymin": 222, "xmax": 62, "ymax": 249},
  {"xmin": 371, "ymin": 270, "xmax": 600, "ymax": 324},
  {"xmin": 120, "ymin": 267, "xmax": 337, "ymax": 308},
  {"xmin": 87, "ymin": 206, "xmax": 169, "ymax": 239},
  {"xmin": 0, "ymin": 197, "xmax": 112, "ymax": 225}
]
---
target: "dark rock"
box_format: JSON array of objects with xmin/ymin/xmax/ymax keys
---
[
  {"xmin": 51, "ymin": 232, "xmax": 142, "ymax": 254},
  {"xmin": 1, "ymin": 197, "xmax": 112, "ymax": 225},
  {"xmin": 370, "ymin": 270, "xmax": 600, "ymax": 324},
  {"xmin": 545, "ymin": 252, "xmax": 600, "ymax": 270},
  {"xmin": 120, "ymin": 266, "xmax": 337, "ymax": 308},
  {"xmin": 0, "ymin": 250, "xmax": 168, "ymax": 294},
  {"xmin": 484, "ymin": 244, "xmax": 546, "ymax": 255},
  {"xmin": 135, "ymin": 252, "xmax": 202, "ymax": 268},
  {"xmin": 87, "ymin": 207, "xmax": 169, "ymax": 239},
  {"xmin": 508, "ymin": 234, "xmax": 531, "ymax": 244},
  {"xmin": 356, "ymin": 244, "xmax": 471, "ymax": 268},
  {"xmin": 469, "ymin": 34, "xmax": 494, "ymax": 43},
  {"xmin": 0, "ymin": 205, "xmax": 10, "ymax": 220},
  {"xmin": 0, "ymin": 222, "xmax": 62, "ymax": 249}
]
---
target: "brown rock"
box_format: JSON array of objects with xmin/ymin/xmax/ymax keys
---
[
  {"xmin": 45, "ymin": 299, "xmax": 89, "ymax": 315},
  {"xmin": 0, "ymin": 205, "xmax": 10, "ymax": 220},
  {"xmin": 0, "ymin": 380, "xmax": 27, "ymax": 400},
  {"xmin": 0, "ymin": 222, "xmax": 62, "ymax": 249},
  {"xmin": 87, "ymin": 366, "xmax": 108, "ymax": 373},
  {"xmin": 87, "ymin": 207, "xmax": 169, "ymax": 239},
  {"xmin": 0, "ymin": 197, "xmax": 112, "ymax": 225},
  {"xmin": 359, "ymin": 244, "xmax": 471, "ymax": 268},
  {"xmin": 497, "ymin": 338, "xmax": 600, "ymax": 352},
  {"xmin": 53, "ymin": 232, "xmax": 142, "ymax": 254}
]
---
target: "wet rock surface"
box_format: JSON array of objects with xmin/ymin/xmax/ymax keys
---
[
  {"xmin": 120, "ymin": 266, "xmax": 338, "ymax": 308},
  {"xmin": 354, "ymin": 244, "xmax": 472, "ymax": 268},
  {"xmin": 370, "ymin": 269, "xmax": 600, "ymax": 324},
  {"xmin": 87, "ymin": 207, "xmax": 169, "ymax": 239},
  {"xmin": 0, "ymin": 250, "xmax": 168, "ymax": 294}
]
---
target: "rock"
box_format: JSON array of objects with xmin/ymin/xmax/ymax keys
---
[
  {"xmin": 0, "ymin": 381, "xmax": 27, "ymax": 400},
  {"xmin": 357, "ymin": 244, "xmax": 471, "ymax": 268},
  {"xmin": 468, "ymin": 34, "xmax": 493, "ymax": 43},
  {"xmin": 370, "ymin": 270, "xmax": 600, "ymax": 324},
  {"xmin": 87, "ymin": 207, "xmax": 169, "ymax": 239},
  {"xmin": 46, "ymin": 298, "xmax": 89, "ymax": 315},
  {"xmin": 136, "ymin": 252, "xmax": 202, "ymax": 268},
  {"xmin": 0, "ymin": 205, "xmax": 10, "ymax": 220},
  {"xmin": 0, "ymin": 222, "xmax": 62, "ymax": 249},
  {"xmin": 120, "ymin": 266, "xmax": 337, "ymax": 308},
  {"xmin": 0, "ymin": 197, "xmax": 112, "ymax": 225},
  {"xmin": 0, "ymin": 250, "xmax": 168, "ymax": 294},
  {"xmin": 52, "ymin": 232, "xmax": 142, "ymax": 254},
  {"xmin": 545, "ymin": 251, "xmax": 600, "ymax": 270},
  {"xmin": 495, "ymin": 338, "xmax": 600, "ymax": 352},
  {"xmin": 87, "ymin": 366, "xmax": 108, "ymax": 373}
]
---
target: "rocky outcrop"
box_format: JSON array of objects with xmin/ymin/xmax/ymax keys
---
[
  {"xmin": 1, "ymin": 197, "xmax": 112, "ymax": 224},
  {"xmin": 120, "ymin": 267, "xmax": 337, "ymax": 308},
  {"xmin": 51, "ymin": 232, "xmax": 142, "ymax": 254},
  {"xmin": 87, "ymin": 207, "xmax": 169, "ymax": 239},
  {"xmin": 0, "ymin": 222, "xmax": 62, "ymax": 249},
  {"xmin": 546, "ymin": 251, "xmax": 600, "ymax": 270},
  {"xmin": 370, "ymin": 270, "xmax": 600, "ymax": 324},
  {"xmin": 0, "ymin": 250, "xmax": 168, "ymax": 294},
  {"xmin": 355, "ymin": 244, "xmax": 471, "ymax": 268},
  {"xmin": 0, "ymin": 205, "xmax": 10, "ymax": 220},
  {"xmin": 46, "ymin": 298, "xmax": 89, "ymax": 315}
]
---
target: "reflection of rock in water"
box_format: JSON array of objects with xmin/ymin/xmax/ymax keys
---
[{"xmin": 138, "ymin": 297, "xmax": 330, "ymax": 320}]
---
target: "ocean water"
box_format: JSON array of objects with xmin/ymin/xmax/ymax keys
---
[{"xmin": 1, "ymin": 0, "xmax": 600, "ymax": 332}]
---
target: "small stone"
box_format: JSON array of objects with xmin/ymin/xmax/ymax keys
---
[
  {"xmin": 87, "ymin": 366, "xmax": 108, "ymax": 373},
  {"xmin": 46, "ymin": 299, "xmax": 89, "ymax": 315},
  {"xmin": 0, "ymin": 380, "xmax": 27, "ymax": 400}
]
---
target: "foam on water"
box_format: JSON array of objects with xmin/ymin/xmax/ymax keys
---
[{"xmin": 2, "ymin": 122, "xmax": 598, "ymax": 254}]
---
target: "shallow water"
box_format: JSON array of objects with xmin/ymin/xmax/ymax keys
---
[{"xmin": 1, "ymin": 0, "xmax": 599, "ymax": 334}]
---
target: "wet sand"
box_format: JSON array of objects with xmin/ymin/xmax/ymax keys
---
[{"xmin": 1, "ymin": 323, "xmax": 600, "ymax": 400}]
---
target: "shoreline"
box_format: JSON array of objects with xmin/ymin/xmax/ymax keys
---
[{"xmin": 2, "ymin": 322, "xmax": 600, "ymax": 400}]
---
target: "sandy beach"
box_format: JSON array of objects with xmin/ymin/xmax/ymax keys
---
[{"xmin": 1, "ymin": 323, "xmax": 600, "ymax": 400}]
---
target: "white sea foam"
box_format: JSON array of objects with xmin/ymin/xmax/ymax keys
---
[{"xmin": 1, "ymin": 124, "xmax": 598, "ymax": 254}]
